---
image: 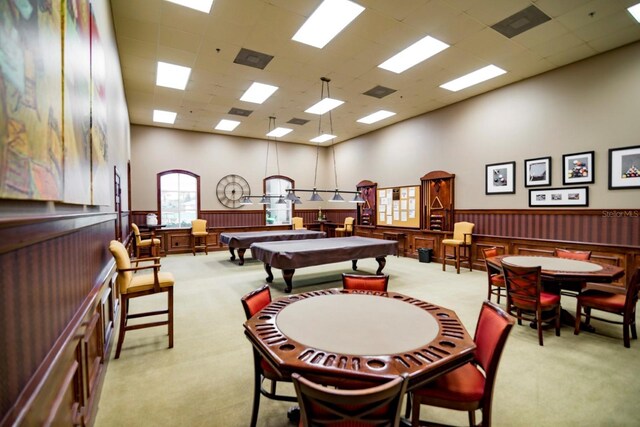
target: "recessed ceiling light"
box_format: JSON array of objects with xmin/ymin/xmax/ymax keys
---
[
  {"xmin": 292, "ymin": 0, "xmax": 365, "ymax": 49},
  {"xmin": 357, "ymin": 110, "xmax": 396, "ymax": 124},
  {"xmin": 305, "ymin": 98, "xmax": 344, "ymax": 115},
  {"xmin": 156, "ymin": 61, "xmax": 191, "ymax": 90},
  {"xmin": 440, "ymin": 65, "xmax": 507, "ymax": 92},
  {"xmin": 378, "ymin": 36, "xmax": 449, "ymax": 74},
  {"xmin": 215, "ymin": 119, "xmax": 240, "ymax": 131},
  {"xmin": 310, "ymin": 134, "xmax": 336, "ymax": 143},
  {"xmin": 240, "ymin": 82, "xmax": 279, "ymax": 104},
  {"xmin": 153, "ymin": 110, "xmax": 177, "ymax": 124},
  {"xmin": 628, "ymin": 3, "xmax": 640, "ymax": 23},
  {"xmin": 164, "ymin": 0, "xmax": 214, "ymax": 14},
  {"xmin": 266, "ymin": 127, "xmax": 293, "ymax": 137}
]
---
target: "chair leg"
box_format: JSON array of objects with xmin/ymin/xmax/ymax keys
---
[
  {"xmin": 455, "ymin": 246, "xmax": 460, "ymax": 274},
  {"xmin": 441, "ymin": 243, "xmax": 446, "ymax": 271},
  {"xmin": 115, "ymin": 295, "xmax": 129, "ymax": 359},
  {"xmin": 468, "ymin": 410, "xmax": 476, "ymax": 427},
  {"xmin": 249, "ymin": 362, "xmax": 261, "ymax": 427},
  {"xmin": 168, "ymin": 288, "xmax": 174, "ymax": 348},
  {"xmin": 191, "ymin": 234, "xmax": 195, "ymax": 256},
  {"xmin": 411, "ymin": 394, "xmax": 421, "ymax": 427},
  {"xmin": 574, "ymin": 301, "xmax": 582, "ymax": 335},
  {"xmin": 537, "ymin": 307, "xmax": 544, "ymax": 346},
  {"xmin": 555, "ymin": 306, "xmax": 561, "ymax": 337},
  {"xmin": 631, "ymin": 316, "xmax": 638, "ymax": 340}
]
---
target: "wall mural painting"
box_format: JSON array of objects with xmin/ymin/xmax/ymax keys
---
[
  {"xmin": 63, "ymin": 0, "xmax": 92, "ymax": 204},
  {"xmin": 0, "ymin": 0, "xmax": 64, "ymax": 201},
  {"xmin": 90, "ymin": 4, "xmax": 109, "ymax": 205}
]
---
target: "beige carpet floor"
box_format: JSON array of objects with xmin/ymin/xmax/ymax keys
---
[{"xmin": 95, "ymin": 251, "xmax": 640, "ymax": 427}]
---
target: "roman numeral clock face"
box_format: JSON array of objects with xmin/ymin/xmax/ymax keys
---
[{"xmin": 216, "ymin": 174, "xmax": 250, "ymax": 209}]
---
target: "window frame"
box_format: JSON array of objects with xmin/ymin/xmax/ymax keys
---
[
  {"xmin": 263, "ymin": 174, "xmax": 295, "ymax": 226},
  {"xmin": 157, "ymin": 169, "xmax": 201, "ymax": 228}
]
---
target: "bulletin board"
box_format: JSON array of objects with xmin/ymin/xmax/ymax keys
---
[{"xmin": 375, "ymin": 185, "xmax": 421, "ymax": 228}]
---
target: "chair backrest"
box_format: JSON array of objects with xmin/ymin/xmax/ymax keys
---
[
  {"xmin": 131, "ymin": 223, "xmax": 142, "ymax": 245},
  {"xmin": 553, "ymin": 248, "xmax": 591, "ymax": 260},
  {"xmin": 241, "ymin": 284, "xmax": 272, "ymax": 320},
  {"xmin": 109, "ymin": 240, "xmax": 132, "ymax": 294},
  {"xmin": 292, "ymin": 373, "xmax": 408, "ymax": 427},
  {"xmin": 481, "ymin": 247, "xmax": 500, "ymax": 275},
  {"xmin": 501, "ymin": 261, "xmax": 542, "ymax": 308},
  {"xmin": 452, "ymin": 221, "xmax": 474, "ymax": 244},
  {"xmin": 191, "ymin": 219, "xmax": 207, "ymax": 233},
  {"xmin": 473, "ymin": 301, "xmax": 515, "ymax": 424},
  {"xmin": 345, "ymin": 216, "xmax": 355, "ymax": 232},
  {"xmin": 624, "ymin": 268, "xmax": 640, "ymax": 317},
  {"xmin": 342, "ymin": 274, "xmax": 389, "ymax": 292},
  {"xmin": 292, "ymin": 217, "xmax": 304, "ymax": 230}
]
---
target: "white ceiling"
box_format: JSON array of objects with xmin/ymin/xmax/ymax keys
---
[{"xmin": 111, "ymin": 0, "xmax": 640, "ymax": 146}]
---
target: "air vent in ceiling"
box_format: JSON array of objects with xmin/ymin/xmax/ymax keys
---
[
  {"xmin": 491, "ymin": 5, "xmax": 551, "ymax": 39},
  {"xmin": 233, "ymin": 48, "xmax": 274, "ymax": 70},
  {"xmin": 287, "ymin": 118, "xmax": 310, "ymax": 125},
  {"xmin": 363, "ymin": 85, "xmax": 396, "ymax": 99},
  {"xmin": 228, "ymin": 107, "xmax": 253, "ymax": 117}
]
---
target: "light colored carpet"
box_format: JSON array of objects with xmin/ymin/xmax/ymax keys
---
[{"xmin": 95, "ymin": 251, "xmax": 640, "ymax": 427}]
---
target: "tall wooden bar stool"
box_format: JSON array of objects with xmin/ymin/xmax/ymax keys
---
[
  {"xmin": 441, "ymin": 221, "xmax": 474, "ymax": 274},
  {"xmin": 190, "ymin": 219, "xmax": 208, "ymax": 255}
]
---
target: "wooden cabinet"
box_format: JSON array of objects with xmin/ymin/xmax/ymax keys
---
[
  {"xmin": 356, "ymin": 180, "xmax": 377, "ymax": 226},
  {"xmin": 421, "ymin": 171, "xmax": 455, "ymax": 232}
]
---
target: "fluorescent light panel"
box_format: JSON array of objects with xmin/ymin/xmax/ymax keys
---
[
  {"xmin": 153, "ymin": 109, "xmax": 177, "ymax": 124},
  {"xmin": 266, "ymin": 127, "xmax": 293, "ymax": 137},
  {"xmin": 440, "ymin": 65, "xmax": 507, "ymax": 92},
  {"xmin": 310, "ymin": 134, "xmax": 336, "ymax": 143},
  {"xmin": 378, "ymin": 35, "xmax": 449, "ymax": 74},
  {"xmin": 164, "ymin": 0, "xmax": 214, "ymax": 14},
  {"xmin": 629, "ymin": 3, "xmax": 640, "ymax": 23},
  {"xmin": 240, "ymin": 82, "xmax": 279, "ymax": 104},
  {"xmin": 156, "ymin": 61, "xmax": 191, "ymax": 90},
  {"xmin": 357, "ymin": 110, "xmax": 396, "ymax": 124},
  {"xmin": 305, "ymin": 98, "xmax": 344, "ymax": 115},
  {"xmin": 292, "ymin": 0, "xmax": 365, "ymax": 48},
  {"xmin": 215, "ymin": 119, "xmax": 240, "ymax": 131}
]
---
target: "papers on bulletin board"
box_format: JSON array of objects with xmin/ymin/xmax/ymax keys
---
[
  {"xmin": 401, "ymin": 188, "xmax": 408, "ymax": 199},
  {"xmin": 378, "ymin": 204, "xmax": 385, "ymax": 212},
  {"xmin": 378, "ymin": 190, "xmax": 386, "ymax": 198},
  {"xmin": 393, "ymin": 200, "xmax": 399, "ymax": 210},
  {"xmin": 379, "ymin": 212, "xmax": 385, "ymax": 222},
  {"xmin": 400, "ymin": 200, "xmax": 407, "ymax": 210},
  {"xmin": 393, "ymin": 211, "xmax": 399, "ymax": 220},
  {"xmin": 386, "ymin": 205, "xmax": 392, "ymax": 215},
  {"xmin": 409, "ymin": 199, "xmax": 416, "ymax": 210},
  {"xmin": 409, "ymin": 209, "xmax": 416, "ymax": 218},
  {"xmin": 386, "ymin": 189, "xmax": 392, "ymax": 199},
  {"xmin": 386, "ymin": 215, "xmax": 392, "ymax": 224},
  {"xmin": 409, "ymin": 187, "xmax": 415, "ymax": 197},
  {"xmin": 401, "ymin": 212, "xmax": 407, "ymax": 222}
]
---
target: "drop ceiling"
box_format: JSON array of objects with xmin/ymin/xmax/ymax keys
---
[{"xmin": 111, "ymin": 0, "xmax": 640, "ymax": 145}]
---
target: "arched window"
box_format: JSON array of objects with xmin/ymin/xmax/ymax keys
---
[
  {"xmin": 264, "ymin": 175, "xmax": 293, "ymax": 226},
  {"xmin": 157, "ymin": 170, "xmax": 200, "ymax": 228}
]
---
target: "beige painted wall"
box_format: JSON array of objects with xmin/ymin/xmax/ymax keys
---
[{"xmin": 131, "ymin": 41, "xmax": 640, "ymax": 211}]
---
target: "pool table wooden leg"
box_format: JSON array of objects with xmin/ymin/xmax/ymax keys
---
[
  {"xmin": 282, "ymin": 269, "xmax": 295, "ymax": 293},
  {"xmin": 229, "ymin": 247, "xmax": 236, "ymax": 261},
  {"xmin": 238, "ymin": 248, "xmax": 246, "ymax": 265},
  {"xmin": 264, "ymin": 263, "xmax": 274, "ymax": 283},
  {"xmin": 375, "ymin": 256, "xmax": 386, "ymax": 274}
]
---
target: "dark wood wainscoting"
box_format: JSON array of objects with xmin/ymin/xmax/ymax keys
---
[{"xmin": 0, "ymin": 213, "xmax": 118, "ymax": 426}]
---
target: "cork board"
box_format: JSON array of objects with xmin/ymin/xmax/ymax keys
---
[{"xmin": 376, "ymin": 185, "xmax": 421, "ymax": 228}]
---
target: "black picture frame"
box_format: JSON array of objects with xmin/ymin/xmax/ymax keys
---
[
  {"xmin": 562, "ymin": 151, "xmax": 594, "ymax": 185},
  {"xmin": 529, "ymin": 186, "xmax": 589, "ymax": 207},
  {"xmin": 524, "ymin": 156, "xmax": 551, "ymax": 187},
  {"xmin": 608, "ymin": 145, "xmax": 640, "ymax": 190},
  {"xmin": 485, "ymin": 161, "xmax": 516, "ymax": 195}
]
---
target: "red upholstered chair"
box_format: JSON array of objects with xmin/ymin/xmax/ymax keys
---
[
  {"xmin": 241, "ymin": 285, "xmax": 297, "ymax": 427},
  {"xmin": 553, "ymin": 248, "xmax": 592, "ymax": 296},
  {"xmin": 410, "ymin": 301, "xmax": 515, "ymax": 427},
  {"xmin": 292, "ymin": 372, "xmax": 409, "ymax": 427},
  {"xmin": 501, "ymin": 261, "xmax": 561, "ymax": 346},
  {"xmin": 574, "ymin": 268, "xmax": 640, "ymax": 348},
  {"xmin": 481, "ymin": 247, "xmax": 506, "ymax": 304},
  {"xmin": 342, "ymin": 273, "xmax": 389, "ymax": 292}
]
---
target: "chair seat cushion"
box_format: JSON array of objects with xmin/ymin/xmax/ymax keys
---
[
  {"xmin": 260, "ymin": 358, "xmax": 286, "ymax": 381},
  {"xmin": 578, "ymin": 290, "xmax": 626, "ymax": 311},
  {"xmin": 442, "ymin": 239, "xmax": 464, "ymax": 246},
  {"xmin": 192, "ymin": 231, "xmax": 208, "ymax": 237},
  {"xmin": 138, "ymin": 238, "xmax": 160, "ymax": 247},
  {"xmin": 126, "ymin": 271, "xmax": 175, "ymax": 294},
  {"xmin": 413, "ymin": 362, "xmax": 484, "ymax": 403},
  {"xmin": 512, "ymin": 291, "xmax": 560, "ymax": 310},
  {"xmin": 490, "ymin": 274, "xmax": 505, "ymax": 286}
]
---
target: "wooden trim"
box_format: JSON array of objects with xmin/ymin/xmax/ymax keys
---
[{"xmin": 456, "ymin": 208, "xmax": 638, "ymax": 216}]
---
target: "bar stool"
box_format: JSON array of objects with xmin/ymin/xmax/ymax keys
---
[
  {"xmin": 441, "ymin": 222, "xmax": 474, "ymax": 274},
  {"xmin": 191, "ymin": 219, "xmax": 208, "ymax": 255}
]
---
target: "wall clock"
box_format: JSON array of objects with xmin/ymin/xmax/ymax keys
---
[{"xmin": 216, "ymin": 174, "xmax": 251, "ymax": 209}]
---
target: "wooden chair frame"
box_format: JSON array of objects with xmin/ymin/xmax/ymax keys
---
[
  {"xmin": 190, "ymin": 219, "xmax": 208, "ymax": 255},
  {"xmin": 481, "ymin": 247, "xmax": 506, "ymax": 304},
  {"xmin": 131, "ymin": 223, "xmax": 160, "ymax": 259},
  {"xmin": 342, "ymin": 273, "xmax": 390, "ymax": 292},
  {"xmin": 442, "ymin": 222, "xmax": 474, "ymax": 274}
]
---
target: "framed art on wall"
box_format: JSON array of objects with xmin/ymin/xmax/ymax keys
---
[
  {"xmin": 524, "ymin": 156, "xmax": 551, "ymax": 187},
  {"xmin": 529, "ymin": 186, "xmax": 589, "ymax": 207},
  {"xmin": 563, "ymin": 151, "xmax": 594, "ymax": 185},
  {"xmin": 486, "ymin": 161, "xmax": 515, "ymax": 194},
  {"xmin": 609, "ymin": 145, "xmax": 640, "ymax": 189}
]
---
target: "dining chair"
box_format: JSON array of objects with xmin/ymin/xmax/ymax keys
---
[
  {"xmin": 108, "ymin": 240, "xmax": 174, "ymax": 359},
  {"xmin": 481, "ymin": 247, "xmax": 506, "ymax": 304},
  {"xmin": 410, "ymin": 301, "xmax": 514, "ymax": 427},
  {"xmin": 292, "ymin": 217, "xmax": 306, "ymax": 230},
  {"xmin": 553, "ymin": 248, "xmax": 592, "ymax": 297},
  {"xmin": 190, "ymin": 219, "xmax": 208, "ymax": 255},
  {"xmin": 131, "ymin": 223, "xmax": 160, "ymax": 259},
  {"xmin": 335, "ymin": 216, "xmax": 355, "ymax": 237},
  {"xmin": 342, "ymin": 273, "xmax": 389, "ymax": 292},
  {"xmin": 241, "ymin": 285, "xmax": 297, "ymax": 427},
  {"xmin": 441, "ymin": 222, "xmax": 474, "ymax": 274},
  {"xmin": 574, "ymin": 267, "xmax": 640, "ymax": 348},
  {"xmin": 501, "ymin": 261, "xmax": 561, "ymax": 346},
  {"xmin": 293, "ymin": 372, "xmax": 409, "ymax": 427}
]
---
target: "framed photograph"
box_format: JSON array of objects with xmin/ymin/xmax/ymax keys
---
[
  {"xmin": 563, "ymin": 151, "xmax": 594, "ymax": 185},
  {"xmin": 524, "ymin": 156, "xmax": 551, "ymax": 187},
  {"xmin": 609, "ymin": 145, "xmax": 640, "ymax": 189},
  {"xmin": 486, "ymin": 161, "xmax": 516, "ymax": 194},
  {"xmin": 529, "ymin": 186, "xmax": 589, "ymax": 207}
]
